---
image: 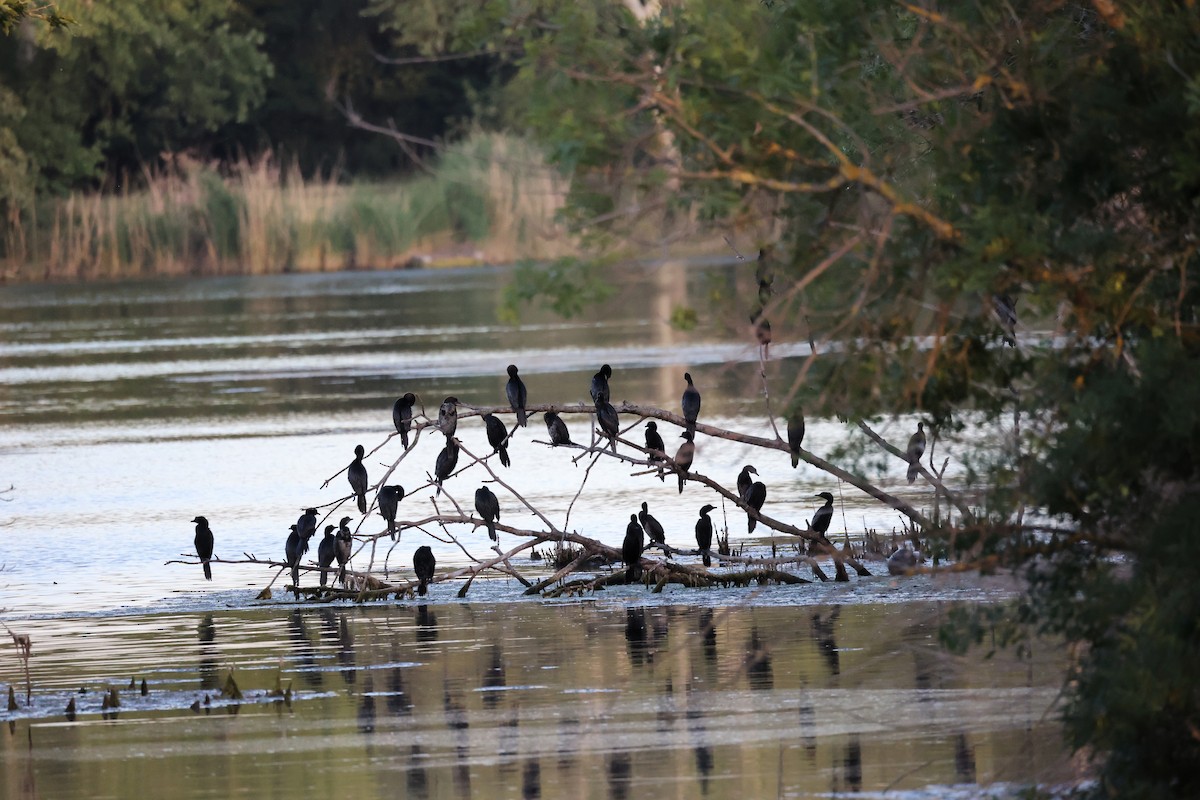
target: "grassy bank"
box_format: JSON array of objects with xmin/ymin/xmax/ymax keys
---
[{"xmin": 0, "ymin": 133, "xmax": 570, "ymax": 283}]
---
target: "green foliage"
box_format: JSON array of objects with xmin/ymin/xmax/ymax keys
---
[
  {"xmin": 501, "ymin": 255, "xmax": 616, "ymax": 322},
  {"xmin": 0, "ymin": 1, "xmax": 73, "ymax": 34}
]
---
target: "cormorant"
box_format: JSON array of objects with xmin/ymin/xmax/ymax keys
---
[
  {"xmin": 191, "ymin": 516, "xmax": 214, "ymax": 580},
  {"xmin": 505, "ymin": 364, "xmax": 528, "ymax": 427},
  {"xmin": 993, "ymin": 293, "xmax": 1017, "ymax": 347},
  {"xmin": 378, "ymin": 484, "xmax": 405, "ymax": 540},
  {"xmin": 887, "ymin": 544, "xmax": 919, "ymax": 576},
  {"xmin": 644, "ymin": 420, "xmax": 666, "ymax": 480},
  {"xmin": 745, "ymin": 477, "xmax": 767, "ymax": 533},
  {"xmin": 622, "ymin": 514, "xmax": 644, "ymax": 583},
  {"xmin": 437, "ymin": 396, "xmax": 459, "ymax": 438},
  {"xmin": 336, "ymin": 517, "xmax": 354, "ymax": 585},
  {"xmin": 392, "ymin": 392, "xmax": 417, "ymax": 449},
  {"xmin": 590, "ymin": 364, "xmax": 612, "ymax": 405},
  {"xmin": 484, "ymin": 413, "xmax": 511, "ymax": 467},
  {"xmin": 544, "ymin": 411, "xmax": 571, "ymax": 446},
  {"xmin": 285, "ymin": 524, "xmax": 304, "ymax": 592},
  {"xmin": 787, "ymin": 409, "xmax": 805, "ymax": 468},
  {"xmin": 474, "ymin": 486, "xmax": 501, "ymax": 542},
  {"xmin": 639, "ymin": 501, "xmax": 667, "ymax": 551},
  {"xmin": 695, "ymin": 504, "xmax": 716, "ymax": 567},
  {"xmin": 317, "ymin": 525, "xmax": 337, "ymax": 587},
  {"xmin": 811, "ymin": 492, "xmax": 835, "ymax": 545},
  {"xmin": 737, "ymin": 465, "xmax": 757, "ymax": 501},
  {"xmin": 596, "ymin": 400, "xmax": 619, "ymax": 453},
  {"xmin": 682, "ymin": 372, "xmax": 701, "ymax": 438},
  {"xmin": 434, "ymin": 438, "xmax": 460, "ymax": 494},
  {"xmin": 296, "ymin": 507, "xmax": 318, "ymax": 543},
  {"xmin": 674, "ymin": 431, "xmax": 696, "ymax": 494},
  {"xmin": 906, "ymin": 422, "xmax": 926, "ymax": 484},
  {"xmin": 348, "ymin": 444, "xmax": 368, "ymax": 514},
  {"xmin": 413, "ymin": 546, "xmax": 436, "ymax": 596}
]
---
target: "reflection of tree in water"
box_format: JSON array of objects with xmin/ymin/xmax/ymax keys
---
[
  {"xmin": 686, "ymin": 688, "xmax": 714, "ymax": 795},
  {"xmin": 842, "ymin": 734, "xmax": 862, "ymax": 793},
  {"xmin": 357, "ymin": 674, "xmax": 376, "ymax": 734},
  {"xmin": 197, "ymin": 613, "xmax": 219, "ymax": 690},
  {"xmin": 386, "ymin": 644, "xmax": 412, "ymax": 716},
  {"xmin": 954, "ymin": 732, "xmax": 976, "ymax": 783},
  {"xmin": 416, "ymin": 604, "xmax": 438, "ymax": 643},
  {"xmin": 407, "ymin": 744, "xmax": 429, "ymax": 799},
  {"xmin": 746, "ymin": 627, "xmax": 773, "ymax": 691},
  {"xmin": 522, "ymin": 759, "xmax": 541, "ymax": 799},
  {"xmin": 556, "ymin": 717, "xmax": 580, "ymax": 771},
  {"xmin": 608, "ymin": 751, "xmax": 632, "ymax": 800},
  {"xmin": 320, "ymin": 609, "xmax": 356, "ymax": 686},
  {"xmin": 481, "ymin": 645, "xmax": 506, "ymax": 710},
  {"xmin": 287, "ymin": 610, "xmax": 322, "ymax": 689},
  {"xmin": 810, "ymin": 606, "xmax": 842, "ymax": 678},
  {"xmin": 625, "ymin": 608, "xmax": 650, "ymax": 667}
]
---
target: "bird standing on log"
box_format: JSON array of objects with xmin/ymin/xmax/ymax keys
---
[
  {"xmin": 906, "ymin": 422, "xmax": 926, "ymax": 484},
  {"xmin": 413, "ymin": 546, "xmax": 435, "ymax": 596},
  {"xmin": 437, "ymin": 396, "xmax": 459, "ymax": 438},
  {"xmin": 434, "ymin": 438, "xmax": 459, "ymax": 494},
  {"xmin": 674, "ymin": 431, "xmax": 696, "ymax": 494},
  {"xmin": 336, "ymin": 517, "xmax": 353, "ymax": 585},
  {"xmin": 192, "ymin": 515, "xmax": 214, "ymax": 580},
  {"xmin": 392, "ymin": 392, "xmax": 416, "ymax": 449},
  {"xmin": 484, "ymin": 414, "xmax": 511, "ymax": 467},
  {"xmin": 787, "ymin": 409, "xmax": 805, "ymax": 468},
  {"xmin": 505, "ymin": 364, "xmax": 528, "ymax": 427},
  {"xmin": 590, "ymin": 364, "xmax": 612, "ymax": 405},
  {"xmin": 695, "ymin": 504, "xmax": 716, "ymax": 567},
  {"xmin": 474, "ymin": 486, "xmax": 501, "ymax": 542},
  {"xmin": 348, "ymin": 444, "xmax": 368, "ymax": 514},
  {"xmin": 544, "ymin": 411, "xmax": 571, "ymax": 446},
  {"xmin": 378, "ymin": 484, "xmax": 405, "ymax": 540},
  {"xmin": 639, "ymin": 501, "xmax": 668, "ymax": 553},
  {"xmin": 681, "ymin": 372, "xmax": 701, "ymax": 439},
  {"xmin": 317, "ymin": 525, "xmax": 337, "ymax": 587},
  {"xmin": 623, "ymin": 514, "xmax": 645, "ymax": 583}
]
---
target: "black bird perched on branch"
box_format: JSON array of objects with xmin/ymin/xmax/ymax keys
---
[
  {"xmin": 191, "ymin": 515, "xmax": 214, "ymax": 580},
  {"xmin": 596, "ymin": 400, "xmax": 620, "ymax": 453},
  {"xmin": 413, "ymin": 546, "xmax": 436, "ymax": 596},
  {"xmin": 285, "ymin": 524, "xmax": 304, "ymax": 594},
  {"xmin": 505, "ymin": 364, "xmax": 528, "ymax": 427},
  {"xmin": 674, "ymin": 431, "xmax": 696, "ymax": 494},
  {"xmin": 348, "ymin": 444, "xmax": 368, "ymax": 514},
  {"xmin": 437, "ymin": 396, "xmax": 459, "ymax": 438},
  {"xmin": 336, "ymin": 517, "xmax": 354, "ymax": 585},
  {"xmin": 378, "ymin": 484, "xmax": 405, "ymax": 540},
  {"xmin": 787, "ymin": 409, "xmax": 805, "ymax": 468},
  {"xmin": 682, "ymin": 372, "xmax": 701, "ymax": 438},
  {"xmin": 484, "ymin": 413, "xmax": 511, "ymax": 467},
  {"xmin": 590, "ymin": 363, "xmax": 612, "ymax": 405},
  {"xmin": 434, "ymin": 437, "xmax": 459, "ymax": 494},
  {"xmin": 644, "ymin": 421, "xmax": 666, "ymax": 480},
  {"xmin": 695, "ymin": 504, "xmax": 716, "ymax": 567},
  {"xmin": 639, "ymin": 501, "xmax": 668, "ymax": 553},
  {"xmin": 737, "ymin": 465, "xmax": 756, "ymax": 502},
  {"xmin": 623, "ymin": 514, "xmax": 645, "ymax": 583},
  {"xmin": 474, "ymin": 486, "xmax": 501, "ymax": 542},
  {"xmin": 392, "ymin": 392, "xmax": 416, "ymax": 449},
  {"xmin": 296, "ymin": 507, "xmax": 318, "ymax": 543},
  {"xmin": 317, "ymin": 525, "xmax": 337, "ymax": 587},
  {"xmin": 906, "ymin": 422, "xmax": 926, "ymax": 484},
  {"xmin": 544, "ymin": 411, "xmax": 571, "ymax": 446},
  {"xmin": 810, "ymin": 492, "xmax": 835, "ymax": 545},
  {"xmin": 745, "ymin": 477, "xmax": 767, "ymax": 533}
]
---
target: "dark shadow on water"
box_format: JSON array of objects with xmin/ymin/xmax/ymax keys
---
[
  {"xmin": 416, "ymin": 604, "xmax": 438, "ymax": 644},
  {"xmin": 625, "ymin": 607, "xmax": 650, "ymax": 667},
  {"xmin": 408, "ymin": 744, "xmax": 430, "ymax": 799},
  {"xmin": 746, "ymin": 626, "xmax": 773, "ymax": 691},
  {"xmin": 608, "ymin": 751, "xmax": 632, "ymax": 800},
  {"xmin": 811, "ymin": 606, "xmax": 841, "ymax": 678},
  {"xmin": 197, "ymin": 613, "xmax": 219, "ymax": 691},
  {"xmin": 522, "ymin": 758, "xmax": 541, "ymax": 799}
]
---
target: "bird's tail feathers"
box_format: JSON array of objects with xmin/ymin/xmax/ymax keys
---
[
  {"xmin": 356, "ymin": 493, "xmax": 367, "ymax": 514},
  {"xmin": 499, "ymin": 445, "xmax": 511, "ymax": 468},
  {"xmin": 203, "ymin": 561, "xmax": 212, "ymax": 581}
]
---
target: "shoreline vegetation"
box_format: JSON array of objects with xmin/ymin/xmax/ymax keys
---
[{"xmin": 0, "ymin": 133, "xmax": 574, "ymax": 284}]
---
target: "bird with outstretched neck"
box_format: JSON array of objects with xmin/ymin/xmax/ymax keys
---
[
  {"xmin": 348, "ymin": 445, "xmax": 368, "ymax": 514},
  {"xmin": 674, "ymin": 431, "xmax": 696, "ymax": 494},
  {"xmin": 544, "ymin": 411, "xmax": 571, "ymax": 446},
  {"xmin": 695, "ymin": 504, "xmax": 716, "ymax": 567},
  {"xmin": 810, "ymin": 492, "xmax": 835, "ymax": 548},
  {"xmin": 192, "ymin": 516, "xmax": 214, "ymax": 580},
  {"xmin": 378, "ymin": 485, "xmax": 405, "ymax": 540},
  {"xmin": 413, "ymin": 546, "xmax": 436, "ymax": 596},
  {"xmin": 484, "ymin": 414, "xmax": 511, "ymax": 467},
  {"xmin": 787, "ymin": 410, "xmax": 805, "ymax": 469},
  {"xmin": 317, "ymin": 525, "xmax": 337, "ymax": 587},
  {"xmin": 737, "ymin": 465, "xmax": 757, "ymax": 502},
  {"xmin": 336, "ymin": 517, "xmax": 354, "ymax": 586},
  {"xmin": 506, "ymin": 364, "xmax": 528, "ymax": 427},
  {"xmin": 392, "ymin": 393, "xmax": 417, "ymax": 449},
  {"xmin": 437, "ymin": 396, "xmax": 459, "ymax": 438},
  {"xmin": 681, "ymin": 372, "xmax": 701, "ymax": 439},
  {"xmin": 590, "ymin": 364, "xmax": 612, "ymax": 406},
  {"xmin": 639, "ymin": 501, "xmax": 668, "ymax": 553},
  {"xmin": 906, "ymin": 422, "xmax": 926, "ymax": 484},
  {"xmin": 596, "ymin": 400, "xmax": 620, "ymax": 453},
  {"xmin": 623, "ymin": 514, "xmax": 645, "ymax": 584},
  {"xmin": 434, "ymin": 438, "xmax": 459, "ymax": 495},
  {"xmin": 644, "ymin": 421, "xmax": 666, "ymax": 480},
  {"xmin": 474, "ymin": 486, "xmax": 501, "ymax": 542}
]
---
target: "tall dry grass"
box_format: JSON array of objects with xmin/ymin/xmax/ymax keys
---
[{"xmin": 0, "ymin": 133, "xmax": 571, "ymax": 283}]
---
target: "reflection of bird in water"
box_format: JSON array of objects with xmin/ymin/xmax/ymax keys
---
[
  {"xmin": 644, "ymin": 421, "xmax": 666, "ymax": 480},
  {"xmin": 811, "ymin": 607, "xmax": 842, "ymax": 676},
  {"xmin": 474, "ymin": 486, "xmax": 501, "ymax": 542},
  {"xmin": 596, "ymin": 400, "xmax": 620, "ymax": 453},
  {"xmin": 608, "ymin": 752, "xmax": 633, "ymax": 800},
  {"xmin": 415, "ymin": 604, "xmax": 438, "ymax": 643},
  {"xmin": 674, "ymin": 431, "xmax": 695, "ymax": 494},
  {"xmin": 392, "ymin": 392, "xmax": 416, "ymax": 449},
  {"xmin": 625, "ymin": 607, "xmax": 649, "ymax": 667},
  {"xmin": 437, "ymin": 396, "xmax": 459, "ymax": 438},
  {"xmin": 746, "ymin": 627, "xmax": 773, "ymax": 690},
  {"xmin": 481, "ymin": 646, "xmax": 507, "ymax": 709},
  {"xmin": 590, "ymin": 363, "xmax": 612, "ymax": 405},
  {"xmin": 638, "ymin": 501, "xmax": 667, "ymax": 552},
  {"xmin": 483, "ymin": 414, "xmax": 511, "ymax": 467},
  {"xmin": 906, "ymin": 422, "xmax": 926, "ymax": 483},
  {"xmin": 810, "ymin": 492, "xmax": 835, "ymax": 547},
  {"xmin": 357, "ymin": 674, "xmax": 377, "ymax": 734},
  {"xmin": 191, "ymin": 515, "xmax": 214, "ymax": 580},
  {"xmin": 505, "ymin": 364, "xmax": 528, "ymax": 427},
  {"xmin": 317, "ymin": 525, "xmax": 337, "ymax": 587},
  {"xmin": 544, "ymin": 411, "xmax": 571, "ymax": 446},
  {"xmin": 434, "ymin": 438, "xmax": 459, "ymax": 494},
  {"xmin": 336, "ymin": 517, "xmax": 354, "ymax": 585},
  {"xmin": 695, "ymin": 504, "xmax": 716, "ymax": 567},
  {"xmin": 377, "ymin": 484, "xmax": 404, "ymax": 540},
  {"xmin": 413, "ymin": 545, "xmax": 436, "ymax": 596},
  {"xmin": 787, "ymin": 409, "xmax": 805, "ymax": 468},
  {"xmin": 623, "ymin": 514, "xmax": 645, "ymax": 583},
  {"xmin": 347, "ymin": 444, "xmax": 368, "ymax": 514},
  {"xmin": 681, "ymin": 372, "xmax": 702, "ymax": 439},
  {"xmin": 522, "ymin": 761, "xmax": 542, "ymax": 800},
  {"xmin": 887, "ymin": 544, "xmax": 919, "ymax": 575}
]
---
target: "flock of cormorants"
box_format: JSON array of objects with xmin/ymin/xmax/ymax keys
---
[{"xmin": 190, "ymin": 361, "xmax": 928, "ymax": 595}]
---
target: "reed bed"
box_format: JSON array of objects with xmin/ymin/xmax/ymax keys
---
[{"xmin": 0, "ymin": 133, "xmax": 571, "ymax": 282}]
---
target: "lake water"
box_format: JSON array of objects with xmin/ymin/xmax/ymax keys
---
[{"xmin": 0, "ymin": 263, "xmax": 1074, "ymax": 796}]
